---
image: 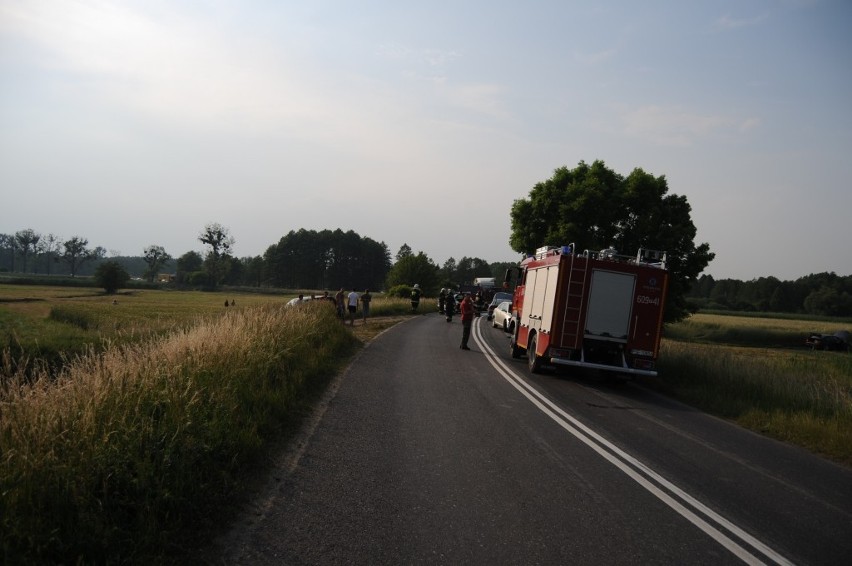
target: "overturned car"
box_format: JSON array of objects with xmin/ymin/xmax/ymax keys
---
[{"xmin": 805, "ymin": 330, "xmax": 850, "ymax": 351}]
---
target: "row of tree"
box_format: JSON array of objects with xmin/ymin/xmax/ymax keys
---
[
  {"xmin": 0, "ymin": 231, "xmax": 108, "ymax": 277},
  {"xmin": 0, "ymin": 225, "xmax": 515, "ymax": 296},
  {"xmin": 687, "ymin": 273, "xmax": 852, "ymax": 317}
]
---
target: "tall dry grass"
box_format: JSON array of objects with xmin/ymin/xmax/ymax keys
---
[{"xmin": 1, "ymin": 301, "xmax": 357, "ymax": 563}]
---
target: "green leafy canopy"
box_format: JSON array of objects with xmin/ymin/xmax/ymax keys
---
[{"xmin": 509, "ymin": 160, "xmax": 715, "ymax": 322}]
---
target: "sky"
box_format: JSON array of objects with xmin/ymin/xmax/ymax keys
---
[{"xmin": 1, "ymin": 0, "xmax": 850, "ymax": 281}]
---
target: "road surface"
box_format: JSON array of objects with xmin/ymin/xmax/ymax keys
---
[{"xmin": 209, "ymin": 314, "xmax": 852, "ymax": 565}]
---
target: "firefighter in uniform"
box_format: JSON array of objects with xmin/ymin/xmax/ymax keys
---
[
  {"xmin": 473, "ymin": 291, "xmax": 485, "ymax": 317},
  {"xmin": 410, "ymin": 284, "xmax": 422, "ymax": 312}
]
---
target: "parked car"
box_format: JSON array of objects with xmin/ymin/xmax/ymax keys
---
[
  {"xmin": 486, "ymin": 292, "xmax": 513, "ymax": 320},
  {"xmin": 805, "ymin": 330, "xmax": 850, "ymax": 351},
  {"xmin": 491, "ymin": 301, "xmax": 514, "ymax": 332}
]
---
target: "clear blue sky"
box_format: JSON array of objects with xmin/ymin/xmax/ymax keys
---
[{"xmin": 2, "ymin": 0, "xmax": 850, "ymax": 280}]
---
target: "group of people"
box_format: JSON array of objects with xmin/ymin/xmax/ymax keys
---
[
  {"xmin": 334, "ymin": 287, "xmax": 372, "ymax": 325},
  {"xmin": 296, "ymin": 283, "xmax": 475, "ymax": 349}
]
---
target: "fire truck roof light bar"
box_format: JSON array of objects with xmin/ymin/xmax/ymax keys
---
[{"xmin": 530, "ymin": 244, "xmax": 667, "ymax": 270}]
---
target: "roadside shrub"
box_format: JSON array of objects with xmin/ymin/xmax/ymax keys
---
[
  {"xmin": 94, "ymin": 261, "xmax": 130, "ymax": 294},
  {"xmin": 387, "ymin": 284, "xmax": 412, "ymax": 298}
]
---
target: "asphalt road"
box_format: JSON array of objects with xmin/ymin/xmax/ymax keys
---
[{"xmin": 212, "ymin": 314, "xmax": 852, "ymax": 565}]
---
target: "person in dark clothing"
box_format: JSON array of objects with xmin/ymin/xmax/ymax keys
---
[
  {"xmin": 335, "ymin": 288, "xmax": 346, "ymax": 320},
  {"xmin": 460, "ymin": 292, "xmax": 474, "ymax": 349},
  {"xmin": 445, "ymin": 291, "xmax": 455, "ymax": 322},
  {"xmin": 360, "ymin": 289, "xmax": 372, "ymax": 323},
  {"xmin": 473, "ymin": 292, "xmax": 485, "ymax": 317}
]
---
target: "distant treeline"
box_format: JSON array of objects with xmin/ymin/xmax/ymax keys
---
[
  {"xmin": 687, "ymin": 273, "xmax": 852, "ymax": 316},
  {"xmin": 0, "ymin": 229, "xmax": 393, "ymax": 291},
  {"xmin": 0, "ymin": 228, "xmax": 513, "ymax": 294}
]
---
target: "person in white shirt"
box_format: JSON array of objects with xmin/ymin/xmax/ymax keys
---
[{"xmin": 347, "ymin": 288, "xmax": 360, "ymax": 325}]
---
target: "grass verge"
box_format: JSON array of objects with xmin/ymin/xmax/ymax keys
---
[
  {"xmin": 1, "ymin": 301, "xmax": 359, "ymax": 564},
  {"xmin": 649, "ymin": 339, "xmax": 852, "ymax": 467}
]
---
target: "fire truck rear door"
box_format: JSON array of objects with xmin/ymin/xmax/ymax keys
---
[{"xmin": 586, "ymin": 270, "xmax": 636, "ymax": 340}]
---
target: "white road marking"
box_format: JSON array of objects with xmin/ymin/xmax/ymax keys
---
[{"xmin": 472, "ymin": 320, "xmax": 793, "ymax": 566}]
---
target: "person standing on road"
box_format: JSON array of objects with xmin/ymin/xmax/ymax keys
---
[
  {"xmin": 473, "ymin": 291, "xmax": 485, "ymax": 317},
  {"xmin": 445, "ymin": 290, "xmax": 456, "ymax": 323},
  {"xmin": 410, "ymin": 284, "xmax": 422, "ymax": 312},
  {"xmin": 347, "ymin": 288, "xmax": 359, "ymax": 326},
  {"xmin": 360, "ymin": 289, "xmax": 372, "ymax": 323},
  {"xmin": 460, "ymin": 292, "xmax": 474, "ymax": 350}
]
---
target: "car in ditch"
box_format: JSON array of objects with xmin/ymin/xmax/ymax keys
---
[{"xmin": 805, "ymin": 330, "xmax": 850, "ymax": 351}]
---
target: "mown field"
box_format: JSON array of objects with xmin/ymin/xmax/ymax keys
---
[{"xmin": 1, "ymin": 284, "xmax": 850, "ymax": 563}]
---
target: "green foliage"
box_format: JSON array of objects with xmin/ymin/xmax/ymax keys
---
[
  {"xmin": 142, "ymin": 245, "xmax": 172, "ymax": 282},
  {"xmin": 385, "ymin": 252, "xmax": 438, "ymax": 294},
  {"xmin": 688, "ymin": 273, "xmax": 852, "ymax": 316},
  {"xmin": 510, "ymin": 160, "xmax": 714, "ymax": 322},
  {"xmin": 438, "ymin": 256, "xmax": 492, "ymax": 287},
  {"xmin": 387, "ymin": 284, "xmax": 412, "ymax": 298},
  {"xmin": 264, "ymin": 228, "xmax": 391, "ymax": 291},
  {"xmin": 94, "ymin": 261, "xmax": 130, "ymax": 294},
  {"xmin": 187, "ymin": 270, "xmax": 209, "ymax": 287},
  {"xmin": 61, "ymin": 236, "xmax": 101, "ymax": 277}
]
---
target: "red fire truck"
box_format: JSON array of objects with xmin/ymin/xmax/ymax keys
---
[{"xmin": 505, "ymin": 245, "xmax": 669, "ymax": 377}]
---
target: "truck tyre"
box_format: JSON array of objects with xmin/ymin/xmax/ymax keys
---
[
  {"xmin": 510, "ymin": 335, "xmax": 523, "ymax": 358},
  {"xmin": 528, "ymin": 333, "xmax": 542, "ymax": 373}
]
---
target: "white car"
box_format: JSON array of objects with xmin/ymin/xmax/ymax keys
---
[
  {"xmin": 491, "ymin": 301, "xmax": 514, "ymax": 332},
  {"xmin": 286, "ymin": 294, "xmax": 313, "ymax": 306}
]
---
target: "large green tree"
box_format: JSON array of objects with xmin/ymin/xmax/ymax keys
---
[
  {"xmin": 510, "ymin": 160, "xmax": 714, "ymax": 322},
  {"xmin": 14, "ymin": 228, "xmax": 40, "ymax": 273},
  {"xmin": 176, "ymin": 250, "xmax": 204, "ymax": 284},
  {"xmin": 264, "ymin": 228, "xmax": 390, "ymax": 291},
  {"xmin": 385, "ymin": 252, "xmax": 439, "ymax": 295},
  {"xmin": 61, "ymin": 236, "xmax": 101, "ymax": 277},
  {"xmin": 198, "ymin": 223, "xmax": 235, "ymax": 288},
  {"xmin": 94, "ymin": 261, "xmax": 130, "ymax": 294},
  {"xmin": 142, "ymin": 245, "xmax": 172, "ymax": 282}
]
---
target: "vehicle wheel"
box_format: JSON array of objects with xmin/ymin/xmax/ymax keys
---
[
  {"xmin": 510, "ymin": 327, "xmax": 523, "ymax": 358},
  {"xmin": 528, "ymin": 334, "xmax": 542, "ymax": 373}
]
